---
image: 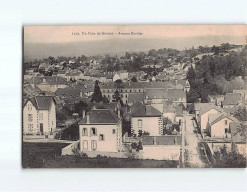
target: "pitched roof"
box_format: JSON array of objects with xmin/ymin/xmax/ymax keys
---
[
  {"xmin": 194, "ymin": 103, "xmax": 215, "ymax": 111},
  {"xmin": 24, "ymin": 96, "xmax": 55, "ymax": 110},
  {"xmin": 78, "ymin": 109, "xmax": 119, "ymax": 124},
  {"xmin": 128, "ymin": 93, "xmax": 144, "ymax": 103},
  {"xmin": 223, "ymin": 93, "xmax": 242, "ymax": 106},
  {"xmin": 142, "ymin": 135, "xmax": 182, "ymax": 145},
  {"xmin": 209, "ymin": 113, "xmax": 237, "ymax": 126},
  {"xmin": 145, "ymin": 88, "xmax": 165, "ymax": 99},
  {"xmin": 131, "ymin": 105, "xmax": 162, "ymax": 117},
  {"xmin": 55, "ymin": 86, "xmax": 85, "ymax": 98},
  {"xmin": 230, "ymin": 122, "xmax": 246, "ymax": 143},
  {"xmin": 29, "ymin": 76, "xmax": 67, "ymax": 85},
  {"xmin": 200, "ymin": 105, "xmax": 223, "ymax": 116},
  {"xmin": 166, "ymin": 88, "xmax": 186, "ymax": 99}
]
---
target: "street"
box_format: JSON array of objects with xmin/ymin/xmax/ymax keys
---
[{"xmin": 183, "ymin": 114, "xmax": 205, "ymax": 167}]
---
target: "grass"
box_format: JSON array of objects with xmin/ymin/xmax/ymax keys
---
[
  {"xmin": 22, "ymin": 142, "xmax": 179, "ymax": 168},
  {"xmin": 22, "ymin": 142, "xmax": 70, "ymax": 168},
  {"xmin": 44, "ymin": 155, "xmax": 179, "ymax": 168}
]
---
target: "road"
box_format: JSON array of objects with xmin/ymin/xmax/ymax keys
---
[{"xmin": 183, "ymin": 114, "xmax": 205, "ymax": 168}]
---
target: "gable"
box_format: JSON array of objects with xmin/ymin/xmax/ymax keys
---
[{"xmin": 211, "ymin": 116, "xmax": 234, "ymax": 127}]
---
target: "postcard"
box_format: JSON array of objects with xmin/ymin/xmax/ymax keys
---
[{"xmin": 23, "ymin": 25, "xmax": 247, "ymax": 168}]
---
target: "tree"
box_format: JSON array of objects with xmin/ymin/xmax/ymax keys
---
[
  {"xmin": 91, "ymin": 80, "xmax": 103, "ymax": 102},
  {"xmin": 102, "ymin": 95, "xmax": 110, "ymax": 104},
  {"xmin": 186, "ymin": 88, "xmax": 199, "ymax": 103},
  {"xmin": 233, "ymin": 105, "xmax": 247, "ymax": 121},
  {"xmin": 131, "ymin": 76, "xmax": 137, "ymax": 82},
  {"xmin": 73, "ymin": 101, "xmax": 88, "ymax": 117},
  {"xmin": 211, "ymin": 146, "xmax": 246, "ymax": 168},
  {"xmin": 112, "ymin": 89, "xmax": 121, "ymax": 103},
  {"xmin": 186, "ymin": 66, "xmax": 196, "ymax": 85}
]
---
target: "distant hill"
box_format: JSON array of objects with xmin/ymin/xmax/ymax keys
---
[{"xmin": 24, "ymin": 35, "xmax": 245, "ymax": 61}]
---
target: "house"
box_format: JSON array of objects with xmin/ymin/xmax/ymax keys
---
[
  {"xmin": 131, "ymin": 104, "xmax": 163, "ymax": 136},
  {"xmin": 223, "ymin": 93, "xmax": 243, "ymax": 108},
  {"xmin": 194, "ymin": 103, "xmax": 215, "ymax": 121},
  {"xmin": 208, "ymin": 95, "xmax": 225, "ymax": 106},
  {"xmin": 207, "ymin": 113, "xmax": 237, "ymax": 138},
  {"xmin": 165, "ymin": 88, "xmax": 186, "ymax": 107},
  {"xmin": 78, "ymin": 109, "xmax": 122, "ymax": 152},
  {"xmin": 233, "ymin": 89, "xmax": 247, "ymax": 103},
  {"xmin": 163, "ymin": 105, "xmax": 176, "ymax": 122},
  {"xmin": 145, "ymin": 88, "xmax": 165, "ymax": 104},
  {"xmin": 142, "ymin": 135, "xmax": 181, "ymax": 160},
  {"xmin": 29, "ymin": 76, "xmax": 67, "ymax": 93},
  {"xmin": 118, "ymin": 70, "xmax": 129, "ymax": 81},
  {"xmin": 23, "ymin": 96, "xmax": 56, "ymax": 135},
  {"xmin": 200, "ymin": 106, "xmax": 223, "ymax": 131},
  {"xmin": 230, "ymin": 122, "xmax": 246, "ymax": 156},
  {"xmin": 113, "ymin": 73, "xmax": 121, "ymax": 82}
]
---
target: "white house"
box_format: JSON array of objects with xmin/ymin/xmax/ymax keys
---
[
  {"xmin": 23, "ymin": 96, "xmax": 56, "ymax": 135},
  {"xmin": 78, "ymin": 109, "xmax": 122, "ymax": 152},
  {"xmin": 200, "ymin": 106, "xmax": 222, "ymax": 130},
  {"xmin": 113, "ymin": 73, "xmax": 121, "ymax": 82},
  {"xmin": 207, "ymin": 113, "xmax": 237, "ymax": 138},
  {"xmin": 131, "ymin": 104, "xmax": 163, "ymax": 136}
]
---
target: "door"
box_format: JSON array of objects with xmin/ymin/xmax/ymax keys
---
[
  {"xmin": 91, "ymin": 140, "xmax": 97, "ymax": 151},
  {"xmin": 83, "ymin": 140, "xmax": 88, "ymax": 150},
  {"xmin": 40, "ymin": 123, "xmax": 43, "ymax": 135}
]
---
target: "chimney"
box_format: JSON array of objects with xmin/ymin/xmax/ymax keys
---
[
  {"xmin": 80, "ymin": 91, "xmax": 83, "ymax": 98},
  {"xmin": 43, "ymin": 78, "xmax": 46, "ymax": 83},
  {"xmin": 82, "ymin": 110, "xmax": 85, "ymax": 118},
  {"xmin": 86, "ymin": 114, "xmax": 90, "ymax": 124},
  {"xmin": 118, "ymin": 108, "xmax": 121, "ymax": 119}
]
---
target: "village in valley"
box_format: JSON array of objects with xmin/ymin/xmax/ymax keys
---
[{"xmin": 23, "ymin": 43, "xmax": 247, "ymax": 168}]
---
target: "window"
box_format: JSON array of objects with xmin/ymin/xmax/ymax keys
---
[
  {"xmin": 225, "ymin": 128, "xmax": 228, "ymax": 134},
  {"xmin": 28, "ymin": 124, "xmax": 33, "ymax": 131},
  {"xmin": 225, "ymin": 120, "xmax": 227, "ymax": 125},
  {"xmin": 138, "ymin": 119, "xmax": 142, "ymax": 127},
  {"xmin": 126, "ymin": 94, "xmax": 127, "ymax": 98},
  {"xmin": 82, "ymin": 128, "xmax": 88, "ymax": 136},
  {"xmin": 91, "ymin": 140, "xmax": 97, "ymax": 150},
  {"xmin": 39, "ymin": 113, "xmax": 43, "ymax": 120},
  {"xmin": 90, "ymin": 128, "xmax": 97, "ymax": 136},
  {"xmin": 28, "ymin": 114, "xmax": 33, "ymax": 122},
  {"xmin": 28, "ymin": 104, "xmax": 32, "ymax": 111},
  {"xmin": 112, "ymin": 129, "xmax": 116, "ymax": 134},
  {"xmin": 83, "ymin": 140, "xmax": 88, "ymax": 150},
  {"xmin": 99, "ymin": 134, "xmax": 104, "ymax": 141}
]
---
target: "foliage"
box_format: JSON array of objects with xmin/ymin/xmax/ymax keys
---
[
  {"xmin": 102, "ymin": 95, "xmax": 110, "ymax": 104},
  {"xmin": 131, "ymin": 76, "xmax": 137, "ymax": 82},
  {"xmin": 186, "ymin": 66, "xmax": 196, "ymax": 85},
  {"xmin": 22, "ymin": 142, "xmax": 70, "ymax": 168},
  {"xmin": 73, "ymin": 101, "xmax": 89, "ymax": 117},
  {"xmin": 91, "ymin": 80, "xmax": 103, "ymax": 102},
  {"xmin": 211, "ymin": 146, "xmax": 246, "ymax": 168},
  {"xmin": 233, "ymin": 105, "xmax": 247, "ymax": 121},
  {"xmin": 56, "ymin": 109, "xmax": 68, "ymax": 122}
]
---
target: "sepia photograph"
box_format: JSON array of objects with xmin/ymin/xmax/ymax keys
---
[{"xmin": 22, "ymin": 25, "xmax": 247, "ymax": 168}]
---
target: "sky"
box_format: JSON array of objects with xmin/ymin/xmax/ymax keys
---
[
  {"xmin": 24, "ymin": 25, "xmax": 247, "ymax": 60},
  {"xmin": 24, "ymin": 25, "xmax": 247, "ymax": 43}
]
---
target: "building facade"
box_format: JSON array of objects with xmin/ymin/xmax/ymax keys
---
[
  {"xmin": 78, "ymin": 109, "xmax": 122, "ymax": 152},
  {"xmin": 23, "ymin": 96, "xmax": 56, "ymax": 135}
]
